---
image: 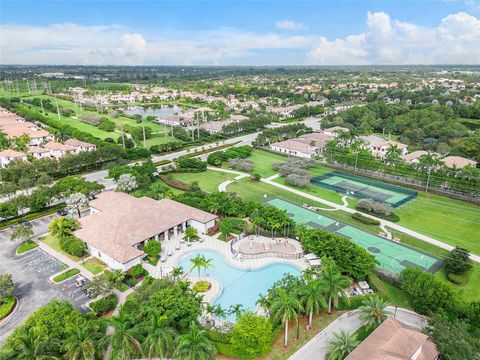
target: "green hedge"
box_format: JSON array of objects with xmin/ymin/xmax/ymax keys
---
[
  {"xmin": 352, "ymin": 212, "xmax": 381, "ymax": 225},
  {"xmin": 89, "ymin": 294, "xmax": 118, "ymax": 316},
  {"xmin": 356, "ymin": 208, "xmax": 400, "ymax": 222},
  {"xmin": 0, "ymin": 203, "xmax": 65, "ymax": 230},
  {"xmin": 53, "ymin": 268, "xmax": 80, "ymax": 283},
  {"xmin": 447, "ymin": 272, "xmax": 468, "ymax": 285}
]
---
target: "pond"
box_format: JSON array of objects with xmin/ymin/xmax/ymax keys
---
[{"xmin": 122, "ymin": 104, "xmax": 186, "ymax": 118}]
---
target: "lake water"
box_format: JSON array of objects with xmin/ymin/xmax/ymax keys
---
[{"xmin": 122, "ymin": 104, "xmax": 186, "ymax": 118}]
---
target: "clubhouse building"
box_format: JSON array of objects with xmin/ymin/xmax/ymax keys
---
[{"xmin": 74, "ymin": 191, "xmax": 218, "ymax": 271}]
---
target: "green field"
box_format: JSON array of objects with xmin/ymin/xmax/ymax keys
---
[
  {"xmin": 396, "ymin": 193, "xmax": 480, "ymax": 256},
  {"xmin": 82, "ymin": 258, "xmax": 106, "ymax": 274},
  {"xmin": 170, "ymin": 170, "xmax": 237, "ymax": 193},
  {"xmin": 223, "ymin": 149, "xmax": 287, "ymax": 177}
]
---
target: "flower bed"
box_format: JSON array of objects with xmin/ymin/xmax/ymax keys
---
[
  {"xmin": 53, "ymin": 268, "xmax": 80, "ymax": 283},
  {"xmin": 193, "ymin": 280, "xmax": 212, "ymax": 293}
]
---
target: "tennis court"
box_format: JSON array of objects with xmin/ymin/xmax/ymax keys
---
[
  {"xmin": 265, "ymin": 197, "xmax": 440, "ymax": 274},
  {"xmin": 311, "ymin": 171, "xmax": 417, "ymax": 207}
]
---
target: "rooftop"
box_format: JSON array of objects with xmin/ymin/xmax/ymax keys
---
[{"xmin": 442, "ymin": 155, "xmax": 477, "ymax": 169}]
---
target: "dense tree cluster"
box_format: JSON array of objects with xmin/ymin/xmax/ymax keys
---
[{"xmin": 253, "ymin": 123, "xmax": 312, "ymax": 147}]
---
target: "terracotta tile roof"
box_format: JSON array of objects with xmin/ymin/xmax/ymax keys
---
[
  {"xmin": 64, "ymin": 139, "xmax": 96, "ymax": 148},
  {"xmin": 271, "ymin": 139, "xmax": 317, "ymax": 154},
  {"xmin": 345, "ymin": 317, "xmax": 439, "ymax": 360},
  {"xmin": 44, "ymin": 141, "xmax": 72, "ymax": 152},
  {"xmin": 74, "ymin": 191, "xmax": 218, "ymax": 264},
  {"xmin": 298, "ymin": 132, "xmax": 332, "ymax": 149},
  {"xmin": 442, "ymin": 156, "xmax": 477, "ymax": 169},
  {"xmin": 0, "ymin": 149, "xmax": 26, "ymax": 158},
  {"xmin": 404, "ymin": 150, "xmax": 428, "ymax": 162},
  {"xmin": 323, "ymin": 126, "xmax": 349, "ymax": 133},
  {"xmin": 3, "ymin": 127, "xmax": 51, "ymax": 139},
  {"xmin": 28, "ymin": 146, "xmax": 49, "ymax": 154}
]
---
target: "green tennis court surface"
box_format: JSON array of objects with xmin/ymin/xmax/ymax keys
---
[
  {"xmin": 265, "ymin": 197, "xmax": 440, "ymax": 274},
  {"xmin": 311, "ymin": 171, "xmax": 417, "ymax": 208}
]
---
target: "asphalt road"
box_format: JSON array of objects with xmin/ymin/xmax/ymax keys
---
[{"xmin": 288, "ymin": 307, "xmax": 428, "ymax": 360}]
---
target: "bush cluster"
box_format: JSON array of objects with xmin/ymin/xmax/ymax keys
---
[
  {"xmin": 89, "ymin": 294, "xmax": 118, "ymax": 316},
  {"xmin": 192, "ymin": 280, "xmax": 211, "ymax": 293},
  {"xmin": 357, "ymin": 198, "xmax": 394, "ymax": 216},
  {"xmin": 207, "ymin": 145, "xmax": 252, "ymax": 166},
  {"xmin": 59, "ymin": 236, "xmax": 86, "ymax": 257},
  {"xmin": 352, "ymin": 212, "xmax": 381, "ymax": 225}
]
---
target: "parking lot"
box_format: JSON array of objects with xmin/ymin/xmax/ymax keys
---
[{"xmin": 0, "ymin": 215, "xmax": 91, "ymax": 345}]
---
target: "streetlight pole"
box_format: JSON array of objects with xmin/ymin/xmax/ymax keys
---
[
  {"xmin": 425, "ymin": 168, "xmax": 432, "ymax": 193},
  {"xmin": 354, "ymin": 151, "xmax": 359, "ymax": 175}
]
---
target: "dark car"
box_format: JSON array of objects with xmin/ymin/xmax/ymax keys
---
[
  {"xmin": 57, "ymin": 208, "xmax": 68, "ymax": 216},
  {"xmin": 19, "ymin": 219, "xmax": 32, "ymax": 228}
]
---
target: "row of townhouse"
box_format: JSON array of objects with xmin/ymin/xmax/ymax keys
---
[
  {"xmin": 268, "ymin": 100, "xmax": 326, "ymax": 119},
  {"xmin": 0, "ymin": 107, "xmax": 96, "ymax": 168}
]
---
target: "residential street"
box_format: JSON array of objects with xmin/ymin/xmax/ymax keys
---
[{"xmin": 288, "ymin": 307, "xmax": 428, "ymax": 360}]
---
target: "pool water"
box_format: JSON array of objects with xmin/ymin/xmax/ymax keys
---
[{"xmin": 177, "ymin": 250, "xmax": 301, "ymax": 322}]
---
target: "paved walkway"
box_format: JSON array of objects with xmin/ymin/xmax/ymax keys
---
[
  {"xmin": 289, "ymin": 307, "xmax": 428, "ymax": 360},
  {"xmin": 261, "ymin": 177, "xmax": 480, "ymax": 263},
  {"xmin": 210, "ymin": 167, "xmax": 250, "ymax": 192}
]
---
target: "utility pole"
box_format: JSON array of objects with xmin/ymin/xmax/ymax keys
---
[
  {"xmin": 425, "ymin": 168, "xmax": 432, "ymax": 193},
  {"xmin": 141, "ymin": 116, "xmax": 146, "ymax": 148},
  {"xmin": 54, "ymin": 94, "xmax": 61, "ymax": 120},
  {"xmin": 354, "ymin": 151, "xmax": 359, "ymax": 175}
]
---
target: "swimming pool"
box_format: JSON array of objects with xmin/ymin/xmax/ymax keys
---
[{"xmin": 177, "ymin": 250, "xmax": 301, "ymax": 322}]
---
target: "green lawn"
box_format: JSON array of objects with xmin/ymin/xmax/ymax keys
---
[
  {"xmin": 222, "ymin": 149, "xmax": 287, "ymax": 178},
  {"xmin": 16, "ymin": 240, "xmax": 38, "ymax": 254},
  {"xmin": 0, "ymin": 296, "xmax": 16, "ymax": 320},
  {"xmin": 170, "ymin": 170, "xmax": 237, "ymax": 193},
  {"xmin": 82, "ymin": 258, "xmax": 107, "ymax": 274},
  {"xmin": 396, "ymin": 192, "xmax": 480, "ymax": 256},
  {"xmin": 435, "ymin": 264, "xmax": 480, "ymax": 303},
  {"xmin": 53, "ymin": 268, "xmax": 80, "ymax": 283},
  {"xmin": 42, "ymin": 235, "xmax": 83, "ymax": 262}
]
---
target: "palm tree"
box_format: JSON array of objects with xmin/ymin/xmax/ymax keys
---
[
  {"xmin": 141, "ymin": 310, "xmax": 177, "ymax": 359},
  {"xmin": 183, "ymin": 227, "xmax": 200, "ymax": 243},
  {"xmin": 326, "ymin": 329, "xmax": 359, "ymax": 360},
  {"xmin": 9, "ymin": 327, "xmax": 56, "ymax": 360},
  {"xmin": 320, "ymin": 262, "xmax": 351, "ymax": 314},
  {"xmin": 175, "ymin": 322, "xmax": 216, "ymax": 360},
  {"xmin": 228, "ymin": 304, "xmax": 244, "ymax": 320},
  {"xmin": 62, "ymin": 323, "xmax": 103, "ymax": 360},
  {"xmin": 109, "ymin": 269, "xmax": 125, "ymax": 286},
  {"xmin": 256, "ymin": 293, "xmax": 271, "ymax": 312},
  {"xmin": 109, "ymin": 314, "xmax": 142, "ymax": 360},
  {"xmin": 299, "ymin": 280, "xmax": 327, "ymax": 329},
  {"xmin": 270, "ymin": 288, "xmax": 303, "ymax": 347},
  {"xmin": 385, "ymin": 144, "xmax": 402, "ymax": 165},
  {"xmin": 358, "ymin": 296, "xmax": 391, "ymax": 330},
  {"xmin": 190, "ymin": 255, "xmax": 205, "ymax": 278},
  {"xmin": 171, "ymin": 266, "xmax": 184, "ymax": 281}
]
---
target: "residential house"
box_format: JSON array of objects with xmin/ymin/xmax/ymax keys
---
[
  {"xmin": 442, "ymin": 156, "xmax": 477, "ymax": 169},
  {"xmin": 322, "ymin": 126, "xmax": 349, "ymax": 136},
  {"xmin": 74, "ymin": 191, "xmax": 218, "ymax": 270},
  {"xmin": 44, "ymin": 141, "xmax": 73, "ymax": 159},
  {"xmin": 64, "ymin": 139, "xmax": 97, "ymax": 154},
  {"xmin": 361, "ymin": 135, "xmax": 408, "ymax": 157},
  {"xmin": 28, "ymin": 146, "xmax": 50, "ymax": 160},
  {"xmin": 270, "ymin": 139, "xmax": 318, "ymax": 158},
  {"xmin": 404, "ymin": 150, "xmax": 428, "ymax": 164},
  {"xmin": 0, "ymin": 149, "xmax": 27, "ymax": 168},
  {"xmin": 345, "ymin": 317, "xmax": 439, "ymax": 360}
]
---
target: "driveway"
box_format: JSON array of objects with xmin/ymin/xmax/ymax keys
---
[
  {"xmin": 0, "ymin": 214, "xmax": 90, "ymax": 345},
  {"xmin": 288, "ymin": 307, "xmax": 428, "ymax": 360}
]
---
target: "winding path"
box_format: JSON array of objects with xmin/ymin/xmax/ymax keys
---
[
  {"xmin": 289, "ymin": 307, "xmax": 428, "ymax": 360},
  {"xmin": 208, "ymin": 167, "xmax": 250, "ymax": 192}
]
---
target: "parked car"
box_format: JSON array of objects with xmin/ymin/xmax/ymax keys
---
[
  {"xmin": 19, "ymin": 219, "xmax": 32, "ymax": 228},
  {"xmin": 57, "ymin": 208, "xmax": 68, "ymax": 216}
]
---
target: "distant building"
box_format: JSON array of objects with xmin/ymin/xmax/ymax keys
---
[
  {"xmin": 28, "ymin": 146, "xmax": 50, "ymax": 160},
  {"xmin": 403, "ymin": 150, "xmax": 428, "ymax": 164},
  {"xmin": 270, "ymin": 139, "xmax": 318, "ymax": 158},
  {"xmin": 345, "ymin": 317, "xmax": 439, "ymax": 360},
  {"xmin": 64, "ymin": 139, "xmax": 97, "ymax": 153},
  {"xmin": 44, "ymin": 141, "xmax": 73, "ymax": 159},
  {"xmin": 361, "ymin": 135, "xmax": 408, "ymax": 157},
  {"xmin": 0, "ymin": 149, "xmax": 27, "ymax": 168},
  {"xmin": 322, "ymin": 126, "xmax": 349, "ymax": 136},
  {"xmin": 442, "ymin": 156, "xmax": 477, "ymax": 169}
]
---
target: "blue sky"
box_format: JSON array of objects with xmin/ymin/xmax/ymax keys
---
[{"xmin": 1, "ymin": 1, "xmax": 479, "ymax": 65}]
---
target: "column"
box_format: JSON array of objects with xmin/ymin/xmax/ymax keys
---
[
  {"xmin": 174, "ymin": 225, "xmax": 178, "ymax": 237},
  {"xmin": 182, "ymin": 222, "xmax": 187, "ymax": 231},
  {"xmin": 164, "ymin": 230, "xmax": 169, "ymax": 241},
  {"xmin": 155, "ymin": 234, "xmax": 159, "ymax": 241}
]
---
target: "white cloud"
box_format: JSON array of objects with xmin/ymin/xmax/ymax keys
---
[
  {"xmin": 275, "ymin": 20, "xmax": 306, "ymax": 30},
  {"xmin": 308, "ymin": 11, "xmax": 480, "ymax": 65},
  {"xmin": 1, "ymin": 11, "xmax": 479, "ymax": 65}
]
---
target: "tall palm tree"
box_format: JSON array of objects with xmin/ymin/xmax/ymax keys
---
[
  {"xmin": 141, "ymin": 310, "xmax": 177, "ymax": 359},
  {"xmin": 270, "ymin": 288, "xmax": 303, "ymax": 347},
  {"xmin": 327, "ymin": 329, "xmax": 359, "ymax": 360},
  {"xmin": 109, "ymin": 314, "xmax": 142, "ymax": 360},
  {"xmin": 319, "ymin": 262, "xmax": 351, "ymax": 314},
  {"xmin": 385, "ymin": 144, "xmax": 402, "ymax": 165},
  {"xmin": 171, "ymin": 266, "xmax": 184, "ymax": 281},
  {"xmin": 228, "ymin": 304, "xmax": 244, "ymax": 320},
  {"xmin": 190, "ymin": 255, "xmax": 205, "ymax": 278},
  {"xmin": 358, "ymin": 296, "xmax": 391, "ymax": 330},
  {"xmin": 62, "ymin": 323, "xmax": 103, "ymax": 360},
  {"xmin": 9, "ymin": 327, "xmax": 57, "ymax": 360},
  {"xmin": 299, "ymin": 280, "xmax": 327, "ymax": 329},
  {"xmin": 174, "ymin": 322, "xmax": 216, "ymax": 360}
]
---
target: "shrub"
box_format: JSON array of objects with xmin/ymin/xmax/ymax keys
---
[
  {"xmin": 59, "ymin": 236, "xmax": 86, "ymax": 257},
  {"xmin": 97, "ymin": 118, "xmax": 116, "ymax": 132},
  {"xmin": 444, "ymin": 247, "xmax": 472, "ymax": 275},
  {"xmin": 175, "ymin": 157, "xmax": 207, "ymax": 172},
  {"xmin": 357, "ymin": 199, "xmax": 394, "ymax": 216},
  {"xmin": 231, "ymin": 312, "xmax": 273, "ymax": 359},
  {"xmin": 447, "ymin": 272, "xmax": 467, "ymax": 285},
  {"xmin": 227, "ymin": 158, "xmax": 253, "ymax": 172},
  {"xmin": 352, "ymin": 212, "xmax": 381, "ymax": 225},
  {"xmin": 130, "ymin": 264, "xmax": 147, "ymax": 278},
  {"xmin": 192, "ymin": 280, "xmax": 211, "ymax": 293},
  {"xmin": 89, "ymin": 294, "xmax": 118, "ymax": 316},
  {"xmin": 143, "ymin": 240, "xmax": 161, "ymax": 258}
]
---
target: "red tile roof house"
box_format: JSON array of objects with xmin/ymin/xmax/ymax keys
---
[
  {"xmin": 28, "ymin": 145, "xmax": 50, "ymax": 160},
  {"xmin": 0, "ymin": 149, "xmax": 27, "ymax": 168},
  {"xmin": 442, "ymin": 155, "xmax": 477, "ymax": 169},
  {"xmin": 270, "ymin": 132, "xmax": 333, "ymax": 158},
  {"xmin": 64, "ymin": 139, "xmax": 97, "ymax": 154},
  {"xmin": 43, "ymin": 141, "xmax": 73, "ymax": 159},
  {"xmin": 74, "ymin": 191, "xmax": 218, "ymax": 271},
  {"xmin": 345, "ymin": 317, "xmax": 440, "ymax": 360}
]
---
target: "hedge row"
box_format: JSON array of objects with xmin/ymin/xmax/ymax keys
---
[
  {"xmin": 53, "ymin": 268, "xmax": 80, "ymax": 283},
  {"xmin": 89, "ymin": 294, "xmax": 119, "ymax": 316},
  {"xmin": 351, "ymin": 212, "xmax": 381, "ymax": 225}
]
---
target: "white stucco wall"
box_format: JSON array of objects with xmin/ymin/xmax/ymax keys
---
[{"xmin": 87, "ymin": 244, "xmax": 142, "ymax": 271}]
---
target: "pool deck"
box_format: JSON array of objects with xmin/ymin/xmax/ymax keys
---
[{"xmin": 143, "ymin": 233, "xmax": 309, "ymax": 286}]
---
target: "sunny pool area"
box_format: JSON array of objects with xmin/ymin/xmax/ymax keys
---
[{"xmin": 178, "ymin": 250, "xmax": 301, "ymax": 322}]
